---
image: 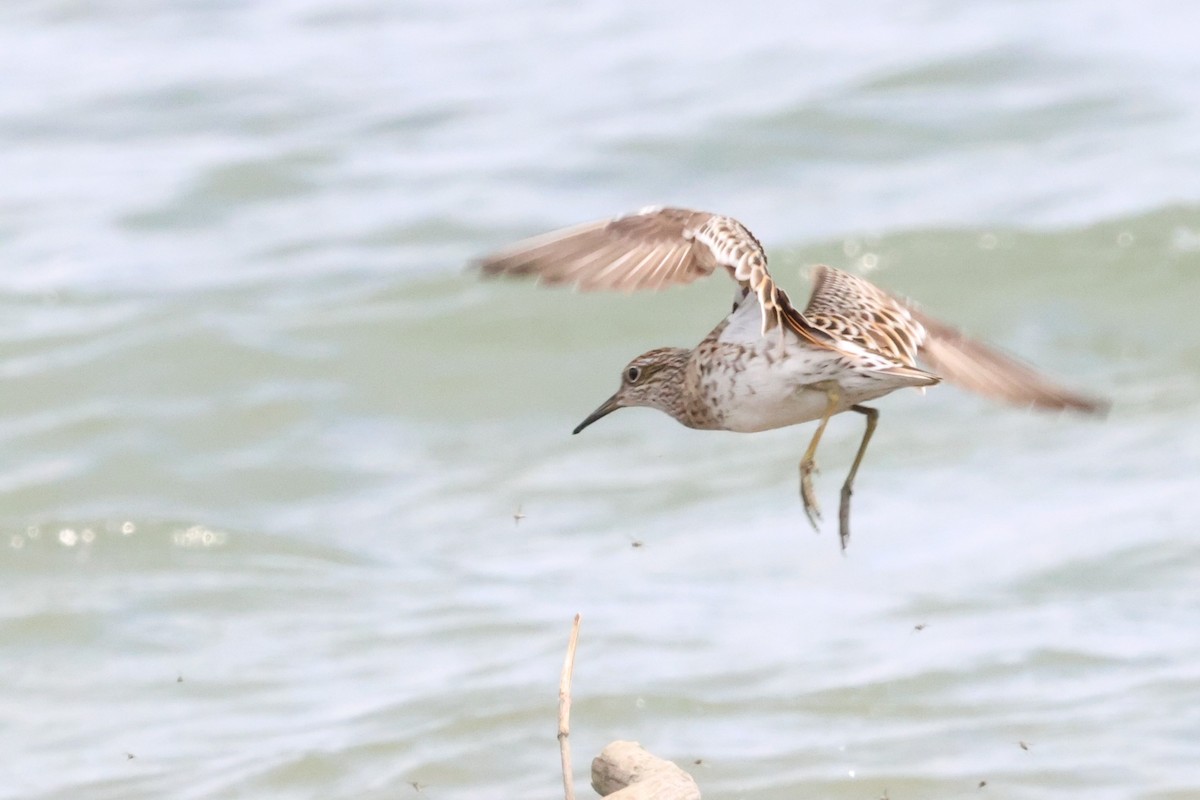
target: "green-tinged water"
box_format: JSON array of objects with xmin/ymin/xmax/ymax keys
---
[{"xmin": 1, "ymin": 3, "xmax": 1198, "ymax": 799}]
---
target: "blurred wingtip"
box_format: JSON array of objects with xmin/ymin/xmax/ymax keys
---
[
  {"xmin": 470, "ymin": 253, "xmax": 509, "ymax": 278},
  {"xmin": 910, "ymin": 306, "xmax": 1110, "ymax": 418},
  {"xmin": 1074, "ymin": 394, "xmax": 1112, "ymax": 418}
]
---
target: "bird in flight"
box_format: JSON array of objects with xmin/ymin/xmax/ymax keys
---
[{"xmin": 478, "ymin": 206, "xmax": 1106, "ymax": 549}]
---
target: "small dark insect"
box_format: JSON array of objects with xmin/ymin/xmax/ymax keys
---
[
  {"xmin": 631, "ymin": 540, "xmax": 644, "ymax": 549},
  {"xmin": 978, "ymin": 780, "xmax": 987, "ymax": 789},
  {"xmin": 1019, "ymin": 741, "xmax": 1030, "ymax": 751},
  {"xmin": 913, "ymin": 623, "xmax": 927, "ymax": 632},
  {"xmin": 410, "ymin": 781, "xmax": 425, "ymax": 792},
  {"xmin": 126, "ymin": 752, "xmax": 136, "ymax": 760},
  {"xmin": 176, "ymin": 674, "xmax": 183, "ymax": 683},
  {"xmin": 693, "ymin": 758, "xmax": 703, "ymax": 765}
]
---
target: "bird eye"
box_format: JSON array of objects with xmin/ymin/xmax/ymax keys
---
[{"xmin": 626, "ymin": 366, "xmax": 641, "ymax": 383}]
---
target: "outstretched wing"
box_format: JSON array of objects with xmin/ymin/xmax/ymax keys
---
[
  {"xmin": 476, "ymin": 207, "xmax": 830, "ymax": 345},
  {"xmin": 907, "ymin": 306, "xmax": 1108, "ymax": 413},
  {"xmin": 804, "ymin": 265, "xmax": 1106, "ymax": 413}
]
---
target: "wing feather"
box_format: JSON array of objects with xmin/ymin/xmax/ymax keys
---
[
  {"xmin": 801, "ymin": 265, "xmax": 1105, "ymax": 412},
  {"xmin": 908, "ymin": 307, "xmax": 1108, "ymax": 413},
  {"xmin": 477, "ymin": 207, "xmax": 831, "ymax": 346},
  {"xmin": 804, "ymin": 265, "xmax": 927, "ymax": 368}
]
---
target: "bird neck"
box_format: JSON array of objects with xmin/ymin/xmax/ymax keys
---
[
  {"xmin": 650, "ymin": 348, "xmax": 719, "ymax": 430},
  {"xmin": 638, "ymin": 348, "xmax": 690, "ymax": 421}
]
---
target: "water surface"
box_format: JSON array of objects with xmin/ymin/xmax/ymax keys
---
[{"xmin": 1, "ymin": 2, "xmax": 1198, "ymax": 799}]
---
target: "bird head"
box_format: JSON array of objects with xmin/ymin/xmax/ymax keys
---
[{"xmin": 573, "ymin": 347, "xmax": 690, "ymax": 434}]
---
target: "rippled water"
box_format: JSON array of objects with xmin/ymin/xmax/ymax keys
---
[{"xmin": 2, "ymin": 2, "xmax": 1198, "ymax": 799}]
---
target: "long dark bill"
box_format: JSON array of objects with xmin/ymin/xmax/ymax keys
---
[{"xmin": 572, "ymin": 394, "xmax": 622, "ymax": 435}]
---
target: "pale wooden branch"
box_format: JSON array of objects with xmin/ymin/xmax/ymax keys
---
[
  {"xmin": 559, "ymin": 613, "xmax": 582, "ymax": 800},
  {"xmin": 591, "ymin": 740, "xmax": 701, "ymax": 800},
  {"xmin": 554, "ymin": 615, "xmax": 700, "ymax": 799}
]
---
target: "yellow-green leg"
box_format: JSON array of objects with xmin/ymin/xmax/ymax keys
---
[
  {"xmin": 838, "ymin": 404, "xmax": 879, "ymax": 551},
  {"xmin": 799, "ymin": 382, "xmax": 842, "ymax": 530}
]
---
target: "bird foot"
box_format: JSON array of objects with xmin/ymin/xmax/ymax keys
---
[
  {"xmin": 838, "ymin": 482, "xmax": 853, "ymax": 551},
  {"xmin": 799, "ymin": 459, "xmax": 821, "ymax": 531}
]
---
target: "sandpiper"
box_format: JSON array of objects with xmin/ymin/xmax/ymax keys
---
[{"xmin": 478, "ymin": 207, "xmax": 1106, "ymax": 549}]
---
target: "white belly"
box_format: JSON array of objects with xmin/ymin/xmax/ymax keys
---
[
  {"xmin": 699, "ymin": 299, "xmax": 934, "ymax": 433},
  {"xmin": 705, "ymin": 344, "xmax": 906, "ymax": 433}
]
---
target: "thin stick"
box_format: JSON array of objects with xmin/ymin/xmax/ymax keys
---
[{"xmin": 558, "ymin": 613, "xmax": 582, "ymax": 800}]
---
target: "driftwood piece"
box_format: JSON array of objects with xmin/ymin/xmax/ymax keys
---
[{"xmin": 591, "ymin": 740, "xmax": 702, "ymax": 800}]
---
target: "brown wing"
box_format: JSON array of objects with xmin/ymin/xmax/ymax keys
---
[
  {"xmin": 907, "ymin": 306, "xmax": 1108, "ymax": 414},
  {"xmin": 477, "ymin": 207, "xmax": 718, "ymax": 291},
  {"xmin": 805, "ymin": 265, "xmax": 1106, "ymax": 413},
  {"xmin": 476, "ymin": 207, "xmax": 830, "ymax": 346},
  {"xmin": 804, "ymin": 265, "xmax": 928, "ymax": 368}
]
